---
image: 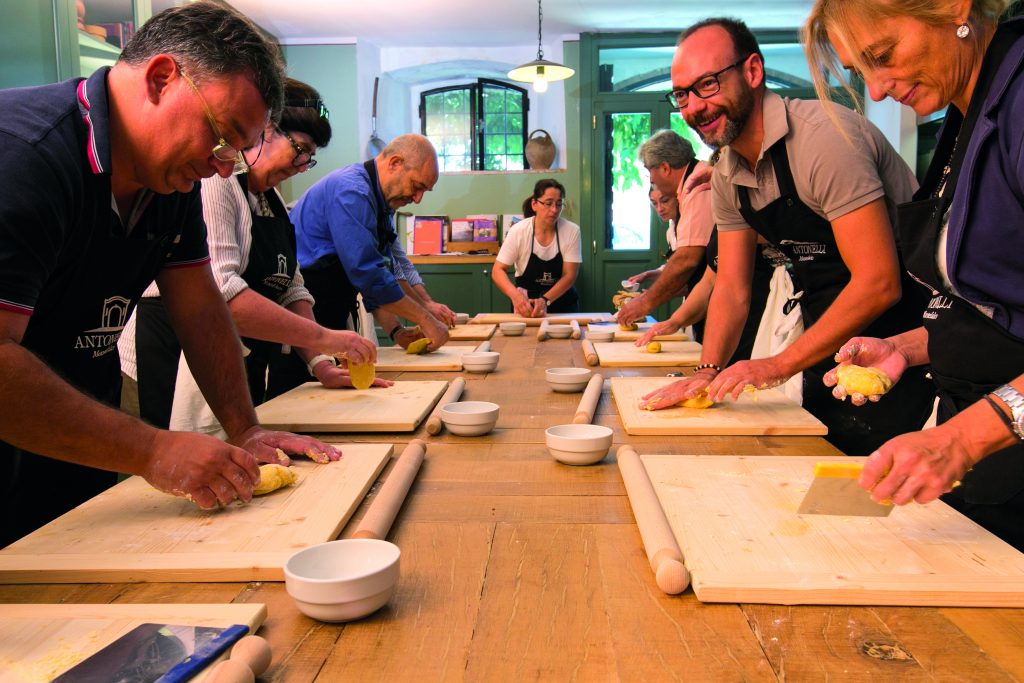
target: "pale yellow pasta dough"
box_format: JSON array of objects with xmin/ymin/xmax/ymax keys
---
[
  {"xmin": 253, "ymin": 463, "xmax": 297, "ymax": 496},
  {"xmin": 836, "ymin": 364, "xmax": 893, "ymax": 396}
]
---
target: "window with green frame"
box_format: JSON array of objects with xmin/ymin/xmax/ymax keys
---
[{"xmin": 419, "ymin": 79, "xmax": 529, "ymax": 172}]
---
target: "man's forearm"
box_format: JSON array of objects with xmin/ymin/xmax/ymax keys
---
[
  {"xmin": 701, "ymin": 282, "xmax": 750, "ymax": 368},
  {"xmin": 641, "ymin": 247, "xmax": 703, "ymax": 310},
  {"xmin": 0, "ymin": 341, "xmax": 158, "ymax": 474},
  {"xmin": 380, "ymin": 294, "xmax": 435, "ymax": 328}
]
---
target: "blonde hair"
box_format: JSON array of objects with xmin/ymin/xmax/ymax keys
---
[{"xmin": 804, "ymin": 0, "xmax": 1009, "ymax": 111}]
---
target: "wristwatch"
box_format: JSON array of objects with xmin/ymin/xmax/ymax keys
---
[
  {"xmin": 541, "ymin": 296, "xmax": 551, "ymax": 306},
  {"xmin": 992, "ymin": 384, "xmax": 1024, "ymax": 440}
]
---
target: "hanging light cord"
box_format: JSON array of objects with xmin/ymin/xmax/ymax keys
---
[{"xmin": 536, "ymin": 0, "xmax": 545, "ymax": 60}]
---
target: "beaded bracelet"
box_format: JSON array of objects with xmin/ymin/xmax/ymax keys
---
[{"xmin": 694, "ymin": 363, "xmax": 722, "ymax": 373}]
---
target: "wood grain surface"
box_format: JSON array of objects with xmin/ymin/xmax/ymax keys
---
[
  {"xmin": 448, "ymin": 324, "xmax": 496, "ymax": 341},
  {"xmin": 611, "ymin": 376, "xmax": 828, "ymax": 436},
  {"xmin": 470, "ymin": 312, "xmax": 615, "ymax": 326},
  {"xmin": 594, "ymin": 340, "xmax": 702, "ymax": 367},
  {"xmin": 0, "ymin": 446, "xmax": 392, "ymax": 583},
  {"xmin": 642, "ymin": 453, "xmax": 1024, "ymax": 606},
  {"xmin": 256, "ymin": 381, "xmax": 448, "ymax": 432},
  {"xmin": 375, "ymin": 345, "xmax": 477, "ymax": 371},
  {"xmin": 588, "ymin": 321, "xmax": 689, "ymax": 341}
]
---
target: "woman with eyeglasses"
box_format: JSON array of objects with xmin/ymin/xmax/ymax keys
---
[
  {"xmin": 492, "ymin": 179, "xmax": 582, "ymax": 316},
  {"xmin": 121, "ymin": 78, "xmax": 384, "ymax": 436},
  {"xmin": 805, "ymin": 0, "xmax": 1024, "ymax": 548}
]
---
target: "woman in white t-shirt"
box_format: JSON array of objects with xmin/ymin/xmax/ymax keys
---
[{"xmin": 492, "ymin": 179, "xmax": 582, "ymax": 316}]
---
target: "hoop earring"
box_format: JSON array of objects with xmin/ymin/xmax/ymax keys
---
[{"xmin": 956, "ymin": 22, "xmax": 971, "ymax": 39}]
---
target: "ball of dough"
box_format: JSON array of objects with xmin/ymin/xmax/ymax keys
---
[
  {"xmin": 836, "ymin": 364, "xmax": 892, "ymax": 397},
  {"xmin": 646, "ymin": 342, "xmax": 662, "ymax": 353},
  {"xmin": 405, "ymin": 338, "xmax": 430, "ymax": 355},
  {"xmin": 348, "ymin": 362, "xmax": 376, "ymax": 390},
  {"xmin": 677, "ymin": 390, "xmax": 714, "ymax": 409},
  {"xmin": 619, "ymin": 322, "xmax": 638, "ymax": 331},
  {"xmin": 253, "ymin": 464, "xmax": 297, "ymax": 496}
]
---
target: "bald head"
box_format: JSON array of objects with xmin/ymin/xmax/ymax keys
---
[{"xmin": 375, "ymin": 134, "xmax": 440, "ymax": 209}]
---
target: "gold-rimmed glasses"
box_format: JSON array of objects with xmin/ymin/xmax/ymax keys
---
[{"xmin": 179, "ymin": 68, "xmax": 263, "ymax": 175}]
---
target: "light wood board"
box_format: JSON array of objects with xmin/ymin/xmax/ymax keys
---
[
  {"xmin": 449, "ymin": 324, "xmax": 496, "ymax": 341},
  {"xmin": 375, "ymin": 345, "xmax": 477, "ymax": 371},
  {"xmin": 587, "ymin": 322, "xmax": 688, "ymax": 342},
  {"xmin": 470, "ymin": 312, "xmax": 614, "ymax": 326},
  {"xmin": 256, "ymin": 380, "xmax": 448, "ymax": 432},
  {"xmin": 611, "ymin": 376, "xmax": 827, "ymax": 436},
  {"xmin": 640, "ymin": 454, "xmax": 1024, "ymax": 607},
  {"xmin": 0, "ymin": 603, "xmax": 266, "ymax": 683},
  {"xmin": 0, "ymin": 445, "xmax": 392, "ymax": 583},
  {"xmin": 595, "ymin": 340, "xmax": 702, "ymax": 367}
]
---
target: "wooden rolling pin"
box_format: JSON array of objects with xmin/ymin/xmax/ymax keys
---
[
  {"xmin": 572, "ymin": 374, "xmax": 604, "ymax": 424},
  {"xmin": 475, "ymin": 340, "xmax": 491, "ymax": 352},
  {"xmin": 570, "ymin": 319, "xmax": 581, "ymax": 339},
  {"xmin": 581, "ymin": 339, "xmax": 598, "ymax": 366},
  {"xmin": 537, "ymin": 319, "xmax": 550, "ymax": 341},
  {"xmin": 424, "ymin": 377, "xmax": 466, "ymax": 435},
  {"xmin": 352, "ymin": 439, "xmax": 427, "ymax": 540},
  {"xmin": 616, "ymin": 445, "xmax": 690, "ymax": 595}
]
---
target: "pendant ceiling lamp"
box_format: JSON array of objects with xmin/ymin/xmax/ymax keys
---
[{"xmin": 507, "ymin": 0, "xmax": 574, "ymax": 93}]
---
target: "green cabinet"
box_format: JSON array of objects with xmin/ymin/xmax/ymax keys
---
[{"xmin": 412, "ymin": 257, "xmax": 505, "ymax": 316}]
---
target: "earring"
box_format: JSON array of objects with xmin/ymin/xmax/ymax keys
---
[{"xmin": 956, "ymin": 22, "xmax": 971, "ymax": 39}]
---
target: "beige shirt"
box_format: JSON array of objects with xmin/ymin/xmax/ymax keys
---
[
  {"xmin": 674, "ymin": 160, "xmax": 714, "ymax": 247},
  {"xmin": 712, "ymin": 91, "xmax": 917, "ymax": 232}
]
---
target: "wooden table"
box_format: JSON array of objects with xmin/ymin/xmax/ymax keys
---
[{"xmin": 3, "ymin": 335, "xmax": 1023, "ymax": 681}]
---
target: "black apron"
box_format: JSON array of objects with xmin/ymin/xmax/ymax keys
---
[
  {"xmin": 302, "ymin": 159, "xmax": 396, "ymax": 333},
  {"xmin": 737, "ymin": 140, "xmax": 935, "ymax": 455},
  {"xmin": 234, "ymin": 176, "xmax": 307, "ymax": 403},
  {"xmin": 514, "ymin": 220, "xmax": 580, "ymax": 313},
  {"xmin": 898, "ymin": 22, "xmax": 1024, "ymax": 548},
  {"xmin": 704, "ymin": 228, "xmax": 778, "ymax": 364},
  {"xmin": 1, "ymin": 191, "xmax": 177, "ymax": 547}
]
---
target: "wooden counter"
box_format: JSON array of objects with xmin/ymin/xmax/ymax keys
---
[{"xmin": 3, "ymin": 334, "xmax": 1023, "ymax": 681}]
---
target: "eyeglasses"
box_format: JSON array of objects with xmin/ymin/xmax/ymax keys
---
[
  {"xmin": 535, "ymin": 199, "xmax": 564, "ymax": 209},
  {"xmin": 278, "ymin": 128, "xmax": 317, "ymax": 169},
  {"xmin": 286, "ymin": 98, "xmax": 330, "ymax": 120},
  {"xmin": 179, "ymin": 68, "xmax": 263, "ymax": 175},
  {"xmin": 664, "ymin": 56, "xmax": 749, "ymax": 109}
]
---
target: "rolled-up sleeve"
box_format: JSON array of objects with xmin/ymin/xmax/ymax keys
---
[{"xmin": 390, "ymin": 240, "xmax": 424, "ymax": 287}]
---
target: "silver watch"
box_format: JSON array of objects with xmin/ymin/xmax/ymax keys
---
[{"xmin": 992, "ymin": 384, "xmax": 1024, "ymax": 440}]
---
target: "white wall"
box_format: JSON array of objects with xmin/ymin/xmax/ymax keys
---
[{"xmin": 863, "ymin": 92, "xmax": 919, "ymax": 171}]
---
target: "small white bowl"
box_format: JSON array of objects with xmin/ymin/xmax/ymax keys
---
[
  {"xmin": 440, "ymin": 401, "xmax": 500, "ymax": 436},
  {"xmin": 284, "ymin": 539, "xmax": 400, "ymax": 622},
  {"xmin": 545, "ymin": 367, "xmax": 592, "ymax": 393},
  {"xmin": 455, "ymin": 313, "xmax": 470, "ymax": 324},
  {"xmin": 461, "ymin": 351, "xmax": 500, "ymax": 373},
  {"xmin": 547, "ymin": 324, "xmax": 573, "ymax": 339},
  {"xmin": 545, "ymin": 424, "xmax": 613, "ymax": 466},
  {"xmin": 586, "ymin": 326, "xmax": 615, "ymax": 342},
  {"xmin": 500, "ymin": 321, "xmax": 527, "ymax": 336}
]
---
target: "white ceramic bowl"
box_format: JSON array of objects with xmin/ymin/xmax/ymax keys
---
[
  {"xmin": 461, "ymin": 351, "xmax": 500, "ymax": 373},
  {"xmin": 440, "ymin": 401, "xmax": 500, "ymax": 436},
  {"xmin": 284, "ymin": 539, "xmax": 400, "ymax": 622},
  {"xmin": 500, "ymin": 322, "xmax": 527, "ymax": 336},
  {"xmin": 547, "ymin": 324, "xmax": 573, "ymax": 339},
  {"xmin": 545, "ymin": 424, "xmax": 613, "ymax": 466},
  {"xmin": 545, "ymin": 367, "xmax": 592, "ymax": 393},
  {"xmin": 455, "ymin": 313, "xmax": 470, "ymax": 324},
  {"xmin": 587, "ymin": 326, "xmax": 615, "ymax": 342}
]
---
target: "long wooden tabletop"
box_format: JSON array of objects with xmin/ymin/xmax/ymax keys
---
[{"xmin": 3, "ymin": 334, "xmax": 1023, "ymax": 681}]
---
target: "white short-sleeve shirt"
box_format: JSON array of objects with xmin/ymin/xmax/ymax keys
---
[{"xmin": 496, "ymin": 216, "xmax": 582, "ymax": 277}]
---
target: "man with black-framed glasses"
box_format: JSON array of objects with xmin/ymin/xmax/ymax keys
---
[
  {"xmin": 641, "ymin": 17, "xmax": 935, "ymax": 457},
  {"xmin": 0, "ymin": 2, "xmax": 344, "ymax": 546}
]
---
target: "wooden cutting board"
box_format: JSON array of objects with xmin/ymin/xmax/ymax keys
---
[
  {"xmin": 470, "ymin": 312, "xmax": 614, "ymax": 326},
  {"xmin": 611, "ymin": 377, "xmax": 826, "ymax": 435},
  {"xmin": 594, "ymin": 341, "xmax": 702, "ymax": 367},
  {"xmin": 375, "ymin": 345, "xmax": 477, "ymax": 371},
  {"xmin": 588, "ymin": 322, "xmax": 688, "ymax": 342},
  {"xmin": 0, "ymin": 445, "xmax": 391, "ymax": 584},
  {"xmin": 640, "ymin": 454, "xmax": 1024, "ymax": 606},
  {"xmin": 0, "ymin": 603, "xmax": 266, "ymax": 683},
  {"xmin": 449, "ymin": 324, "xmax": 496, "ymax": 341},
  {"xmin": 256, "ymin": 380, "xmax": 448, "ymax": 432}
]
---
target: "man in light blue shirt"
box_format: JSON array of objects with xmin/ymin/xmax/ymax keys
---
[{"xmin": 292, "ymin": 134, "xmax": 453, "ymax": 349}]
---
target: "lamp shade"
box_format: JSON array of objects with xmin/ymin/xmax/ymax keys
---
[{"xmin": 507, "ymin": 59, "xmax": 575, "ymax": 84}]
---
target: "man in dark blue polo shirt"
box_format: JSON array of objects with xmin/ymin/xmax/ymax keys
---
[{"xmin": 0, "ymin": 2, "xmax": 342, "ymax": 546}]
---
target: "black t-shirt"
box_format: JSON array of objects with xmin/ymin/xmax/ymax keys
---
[{"xmin": 0, "ymin": 67, "xmax": 209, "ymax": 334}]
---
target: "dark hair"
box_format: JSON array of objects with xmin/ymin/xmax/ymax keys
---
[
  {"xmin": 280, "ymin": 79, "xmax": 332, "ymax": 148},
  {"xmin": 522, "ymin": 178, "xmax": 566, "ymax": 217},
  {"xmin": 677, "ymin": 17, "xmax": 763, "ymax": 65},
  {"xmin": 119, "ymin": 1, "xmax": 286, "ymax": 122}
]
